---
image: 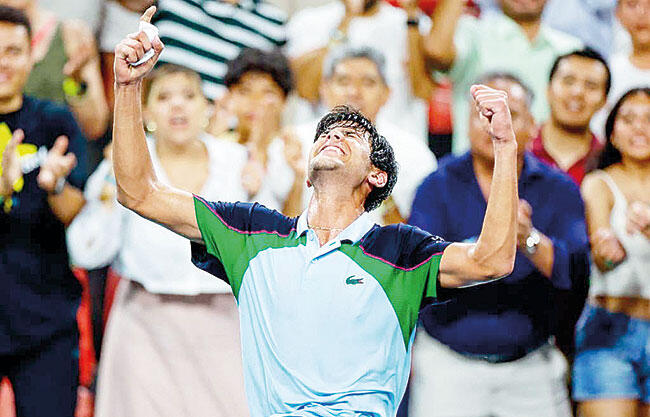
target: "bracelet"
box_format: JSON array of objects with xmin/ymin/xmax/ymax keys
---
[
  {"xmin": 51, "ymin": 177, "xmax": 66, "ymax": 195},
  {"xmin": 525, "ymin": 228, "xmax": 541, "ymax": 255}
]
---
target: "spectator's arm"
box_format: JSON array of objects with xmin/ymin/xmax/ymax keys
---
[
  {"xmin": 291, "ymin": 47, "xmax": 329, "ymax": 102},
  {"xmin": 62, "ymin": 20, "xmax": 110, "ymax": 140},
  {"xmin": 422, "ymin": 0, "xmax": 465, "ymax": 71},
  {"xmin": 407, "ymin": 21, "xmax": 437, "ymax": 99},
  {"xmin": 47, "ymin": 184, "xmax": 86, "ymax": 226}
]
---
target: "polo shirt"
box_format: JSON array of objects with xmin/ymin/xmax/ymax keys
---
[
  {"xmin": 530, "ymin": 128, "xmax": 603, "ymax": 185},
  {"xmin": 190, "ymin": 196, "xmax": 451, "ymax": 416},
  {"xmin": 153, "ymin": 0, "xmax": 287, "ymax": 99},
  {"xmin": 409, "ymin": 152, "xmax": 590, "ymax": 358},
  {"xmin": 447, "ymin": 11, "xmax": 582, "ymax": 154},
  {"xmin": 0, "ymin": 96, "xmax": 88, "ymax": 355}
]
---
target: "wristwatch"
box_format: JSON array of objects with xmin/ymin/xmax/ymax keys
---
[
  {"xmin": 525, "ymin": 228, "xmax": 541, "ymax": 255},
  {"xmin": 407, "ymin": 17, "xmax": 420, "ymax": 27}
]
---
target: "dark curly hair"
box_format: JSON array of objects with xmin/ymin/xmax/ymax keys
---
[
  {"xmin": 314, "ymin": 105, "xmax": 398, "ymax": 212},
  {"xmin": 598, "ymin": 87, "xmax": 650, "ymax": 169},
  {"xmin": 224, "ymin": 47, "xmax": 293, "ymax": 96}
]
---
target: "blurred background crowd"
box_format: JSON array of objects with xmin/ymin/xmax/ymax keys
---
[{"xmin": 0, "ymin": 0, "xmax": 648, "ymax": 416}]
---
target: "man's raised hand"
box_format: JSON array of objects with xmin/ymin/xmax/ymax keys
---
[
  {"xmin": 470, "ymin": 84, "xmax": 516, "ymax": 145},
  {"xmin": 114, "ymin": 6, "xmax": 164, "ymax": 86},
  {"xmin": 37, "ymin": 136, "xmax": 77, "ymax": 193}
]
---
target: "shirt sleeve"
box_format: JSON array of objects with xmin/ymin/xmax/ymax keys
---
[
  {"xmin": 191, "ymin": 196, "xmax": 295, "ymax": 298},
  {"xmin": 417, "ymin": 236, "xmax": 452, "ymax": 302},
  {"xmin": 541, "ymin": 180, "xmax": 591, "ymax": 291}
]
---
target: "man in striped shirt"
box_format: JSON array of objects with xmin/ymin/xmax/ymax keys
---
[{"xmin": 152, "ymin": 0, "xmax": 287, "ymax": 99}]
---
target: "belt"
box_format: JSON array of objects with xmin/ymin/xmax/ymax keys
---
[{"xmin": 457, "ymin": 340, "xmax": 550, "ymax": 364}]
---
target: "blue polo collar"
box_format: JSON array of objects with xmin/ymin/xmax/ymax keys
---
[{"xmin": 450, "ymin": 152, "xmax": 546, "ymax": 184}]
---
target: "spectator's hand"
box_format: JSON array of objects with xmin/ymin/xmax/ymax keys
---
[
  {"xmin": 118, "ymin": 0, "xmax": 156, "ymax": 13},
  {"xmin": 248, "ymin": 100, "xmax": 282, "ymax": 146},
  {"xmin": 592, "ymin": 227, "xmax": 626, "ymax": 270},
  {"xmin": 282, "ymin": 129, "xmax": 306, "ymax": 178},
  {"xmin": 470, "ymin": 85, "xmax": 516, "ymax": 145},
  {"xmin": 516, "ymin": 199, "xmax": 533, "ymax": 249},
  {"xmin": 207, "ymin": 97, "xmax": 232, "ymax": 138},
  {"xmin": 37, "ymin": 136, "xmax": 77, "ymax": 193},
  {"xmin": 241, "ymin": 148, "xmax": 265, "ymax": 199},
  {"xmin": 1, "ymin": 129, "xmax": 25, "ymax": 196},
  {"xmin": 626, "ymin": 201, "xmax": 650, "ymax": 239},
  {"xmin": 114, "ymin": 6, "xmax": 164, "ymax": 86},
  {"xmin": 62, "ymin": 20, "xmax": 98, "ymax": 78}
]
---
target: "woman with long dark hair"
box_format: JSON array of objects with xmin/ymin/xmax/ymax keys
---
[{"xmin": 573, "ymin": 87, "xmax": 650, "ymax": 417}]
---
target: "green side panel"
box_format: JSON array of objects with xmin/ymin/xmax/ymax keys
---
[
  {"xmin": 338, "ymin": 244, "xmax": 444, "ymax": 349},
  {"xmin": 194, "ymin": 199, "xmax": 305, "ymax": 299}
]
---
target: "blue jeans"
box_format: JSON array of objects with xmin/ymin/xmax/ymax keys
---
[{"xmin": 573, "ymin": 304, "xmax": 650, "ymax": 402}]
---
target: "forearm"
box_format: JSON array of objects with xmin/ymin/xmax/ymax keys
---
[
  {"xmin": 423, "ymin": 0, "xmax": 464, "ymax": 70},
  {"xmin": 471, "ymin": 142, "xmax": 518, "ymax": 276},
  {"xmin": 291, "ymin": 48, "xmax": 328, "ymax": 101},
  {"xmin": 48, "ymin": 184, "xmax": 86, "ymax": 226},
  {"xmin": 69, "ymin": 59, "xmax": 111, "ymax": 140},
  {"xmin": 113, "ymin": 82, "xmax": 158, "ymax": 209},
  {"xmin": 407, "ymin": 27, "xmax": 436, "ymax": 99}
]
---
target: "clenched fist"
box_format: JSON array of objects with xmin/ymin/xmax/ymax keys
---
[
  {"xmin": 470, "ymin": 84, "xmax": 516, "ymax": 145},
  {"xmin": 114, "ymin": 6, "xmax": 164, "ymax": 86}
]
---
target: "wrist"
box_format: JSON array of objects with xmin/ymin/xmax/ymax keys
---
[
  {"xmin": 114, "ymin": 79, "xmax": 143, "ymax": 90},
  {"xmin": 48, "ymin": 177, "xmax": 66, "ymax": 195}
]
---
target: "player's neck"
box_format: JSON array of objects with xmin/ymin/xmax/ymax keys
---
[
  {"xmin": 307, "ymin": 184, "xmax": 366, "ymax": 246},
  {"xmin": 0, "ymin": 94, "xmax": 23, "ymax": 114},
  {"xmin": 630, "ymin": 45, "xmax": 650, "ymax": 70}
]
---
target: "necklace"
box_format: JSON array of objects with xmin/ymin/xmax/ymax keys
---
[{"xmin": 308, "ymin": 224, "xmax": 344, "ymax": 232}]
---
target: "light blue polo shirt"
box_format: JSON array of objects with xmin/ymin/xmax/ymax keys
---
[{"xmin": 191, "ymin": 196, "xmax": 451, "ymax": 416}]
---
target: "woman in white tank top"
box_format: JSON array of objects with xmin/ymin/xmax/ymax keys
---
[{"xmin": 573, "ymin": 88, "xmax": 650, "ymax": 417}]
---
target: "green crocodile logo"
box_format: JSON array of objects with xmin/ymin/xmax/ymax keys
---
[{"xmin": 345, "ymin": 275, "xmax": 364, "ymax": 285}]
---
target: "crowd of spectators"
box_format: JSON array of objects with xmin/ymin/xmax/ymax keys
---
[{"xmin": 0, "ymin": 0, "xmax": 648, "ymax": 416}]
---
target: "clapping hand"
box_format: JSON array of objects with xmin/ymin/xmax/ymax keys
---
[
  {"xmin": 592, "ymin": 227, "xmax": 627, "ymax": 270},
  {"xmin": 626, "ymin": 201, "xmax": 650, "ymax": 239},
  {"xmin": 1, "ymin": 129, "xmax": 25, "ymax": 196},
  {"xmin": 516, "ymin": 199, "xmax": 533, "ymax": 249},
  {"xmin": 37, "ymin": 136, "xmax": 77, "ymax": 193}
]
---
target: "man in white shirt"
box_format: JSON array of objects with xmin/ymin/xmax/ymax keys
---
[
  {"xmin": 287, "ymin": 0, "xmax": 430, "ymax": 142},
  {"xmin": 292, "ymin": 45, "xmax": 436, "ymax": 225},
  {"xmin": 591, "ymin": 0, "xmax": 650, "ymax": 136}
]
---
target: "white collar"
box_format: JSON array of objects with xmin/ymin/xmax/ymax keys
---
[{"xmin": 296, "ymin": 210, "xmax": 375, "ymax": 243}]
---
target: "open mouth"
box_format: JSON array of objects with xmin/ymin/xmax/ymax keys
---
[
  {"xmin": 319, "ymin": 144, "xmax": 345, "ymax": 156},
  {"xmin": 564, "ymin": 100, "xmax": 584, "ymax": 113}
]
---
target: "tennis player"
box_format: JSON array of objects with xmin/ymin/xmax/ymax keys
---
[{"xmin": 110, "ymin": 7, "xmax": 519, "ymax": 417}]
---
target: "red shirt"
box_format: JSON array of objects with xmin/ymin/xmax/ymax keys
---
[{"xmin": 530, "ymin": 129, "xmax": 603, "ymax": 185}]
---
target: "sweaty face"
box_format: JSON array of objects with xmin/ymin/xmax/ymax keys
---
[
  {"xmin": 499, "ymin": 0, "xmax": 547, "ymax": 21},
  {"xmin": 548, "ymin": 56, "xmax": 608, "ymax": 130},
  {"xmin": 321, "ymin": 57, "xmax": 389, "ymax": 123},
  {"xmin": 617, "ymin": 0, "xmax": 650, "ymax": 49},
  {"xmin": 308, "ymin": 123, "xmax": 372, "ymax": 184},
  {"xmin": 228, "ymin": 71, "xmax": 285, "ymax": 134},
  {"xmin": 143, "ymin": 72, "xmax": 208, "ymax": 146},
  {"xmin": 0, "ymin": 23, "xmax": 31, "ymax": 102},
  {"xmin": 469, "ymin": 78, "xmax": 535, "ymax": 162},
  {"xmin": 611, "ymin": 93, "xmax": 650, "ymax": 162}
]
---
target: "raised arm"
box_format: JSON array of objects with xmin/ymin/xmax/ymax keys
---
[
  {"xmin": 112, "ymin": 7, "xmax": 200, "ymax": 241},
  {"xmin": 439, "ymin": 85, "xmax": 518, "ymax": 287},
  {"xmin": 422, "ymin": 0, "xmax": 464, "ymax": 71}
]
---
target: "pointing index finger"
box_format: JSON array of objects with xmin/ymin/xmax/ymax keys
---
[{"xmin": 141, "ymin": 5, "xmax": 156, "ymax": 23}]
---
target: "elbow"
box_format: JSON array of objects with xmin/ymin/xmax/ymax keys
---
[{"xmin": 489, "ymin": 256, "xmax": 515, "ymax": 279}]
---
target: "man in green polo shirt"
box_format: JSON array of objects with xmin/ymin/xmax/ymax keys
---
[{"xmin": 104, "ymin": 7, "xmax": 520, "ymax": 416}]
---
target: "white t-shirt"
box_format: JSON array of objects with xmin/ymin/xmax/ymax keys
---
[
  {"xmin": 286, "ymin": 2, "xmax": 430, "ymax": 143},
  {"xmin": 67, "ymin": 135, "xmax": 249, "ymax": 295},
  {"xmin": 591, "ymin": 53, "xmax": 650, "ymax": 137},
  {"xmin": 293, "ymin": 119, "xmax": 437, "ymax": 225}
]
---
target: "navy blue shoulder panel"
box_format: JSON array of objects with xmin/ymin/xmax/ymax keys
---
[
  {"xmin": 196, "ymin": 198, "xmax": 298, "ymax": 236},
  {"xmin": 359, "ymin": 223, "xmax": 451, "ymax": 270}
]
